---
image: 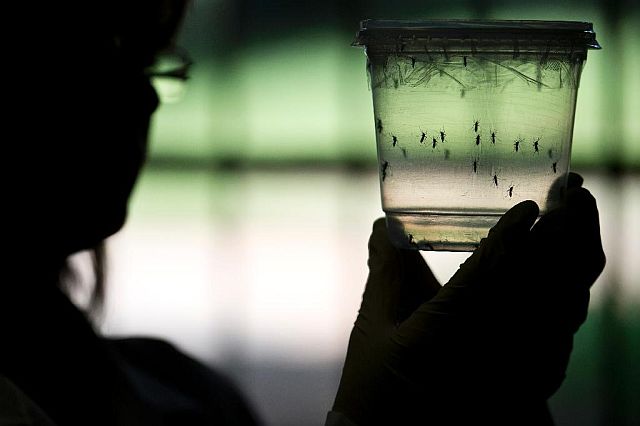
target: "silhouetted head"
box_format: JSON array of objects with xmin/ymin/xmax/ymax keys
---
[{"xmin": 29, "ymin": 1, "xmax": 188, "ymax": 264}]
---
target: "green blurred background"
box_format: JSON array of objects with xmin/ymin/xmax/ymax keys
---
[
  {"xmin": 97, "ymin": 1, "xmax": 639, "ymax": 425},
  {"xmin": 149, "ymin": 0, "xmax": 639, "ymax": 169}
]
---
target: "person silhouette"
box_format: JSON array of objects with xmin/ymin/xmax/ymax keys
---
[
  {"xmin": 3, "ymin": 1, "xmax": 259, "ymax": 425},
  {"xmin": 2, "ymin": 1, "xmax": 606, "ymax": 425}
]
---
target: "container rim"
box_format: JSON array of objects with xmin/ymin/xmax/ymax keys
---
[{"xmin": 353, "ymin": 19, "xmax": 601, "ymax": 50}]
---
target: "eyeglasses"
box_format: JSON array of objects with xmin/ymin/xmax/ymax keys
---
[{"xmin": 145, "ymin": 47, "xmax": 193, "ymax": 104}]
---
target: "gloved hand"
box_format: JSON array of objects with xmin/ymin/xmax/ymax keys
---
[{"xmin": 331, "ymin": 173, "xmax": 605, "ymax": 425}]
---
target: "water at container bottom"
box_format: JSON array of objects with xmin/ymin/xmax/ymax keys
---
[{"xmin": 385, "ymin": 211, "xmax": 506, "ymax": 251}]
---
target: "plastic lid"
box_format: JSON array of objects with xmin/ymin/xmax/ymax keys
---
[{"xmin": 354, "ymin": 19, "xmax": 601, "ymax": 51}]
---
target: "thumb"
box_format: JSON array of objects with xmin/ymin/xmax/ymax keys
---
[{"xmin": 359, "ymin": 218, "xmax": 441, "ymax": 328}]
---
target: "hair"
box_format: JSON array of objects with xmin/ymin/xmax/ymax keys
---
[{"xmin": 59, "ymin": 245, "xmax": 107, "ymax": 322}]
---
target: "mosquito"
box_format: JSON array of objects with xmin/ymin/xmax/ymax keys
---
[
  {"xmin": 491, "ymin": 169, "xmax": 501, "ymax": 187},
  {"xmin": 505, "ymin": 181, "xmax": 520, "ymax": 198},
  {"xmin": 490, "ymin": 129, "xmax": 497, "ymax": 144},
  {"xmin": 419, "ymin": 129, "xmax": 427, "ymax": 144},
  {"xmin": 514, "ymin": 138, "xmax": 522, "ymax": 152},
  {"xmin": 472, "ymin": 157, "xmax": 479, "ymax": 173},
  {"xmin": 432, "ymin": 137, "xmax": 438, "ymax": 149},
  {"xmin": 473, "ymin": 119, "xmax": 480, "ymax": 133},
  {"xmin": 475, "ymin": 134, "xmax": 481, "ymax": 146},
  {"xmin": 552, "ymin": 161, "xmax": 558, "ymax": 173},
  {"xmin": 376, "ymin": 118, "xmax": 383, "ymax": 134},
  {"xmin": 533, "ymin": 137, "xmax": 540, "ymax": 153},
  {"xmin": 392, "ymin": 135, "xmax": 398, "ymax": 147},
  {"xmin": 440, "ymin": 128, "xmax": 446, "ymax": 143},
  {"xmin": 381, "ymin": 161, "xmax": 389, "ymax": 181}
]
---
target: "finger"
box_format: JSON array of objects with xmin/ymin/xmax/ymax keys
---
[
  {"xmin": 532, "ymin": 187, "xmax": 605, "ymax": 285},
  {"xmin": 530, "ymin": 187, "xmax": 605, "ymax": 332},
  {"xmin": 567, "ymin": 172, "xmax": 584, "ymax": 189},
  {"xmin": 546, "ymin": 171, "xmax": 582, "ymax": 210},
  {"xmin": 519, "ymin": 186, "xmax": 604, "ymax": 394},
  {"xmin": 565, "ymin": 187, "xmax": 605, "ymax": 267},
  {"xmin": 393, "ymin": 201, "xmax": 539, "ymax": 349},
  {"xmin": 361, "ymin": 218, "xmax": 441, "ymax": 327},
  {"xmin": 487, "ymin": 199, "xmax": 539, "ymax": 241},
  {"xmin": 449, "ymin": 199, "xmax": 539, "ymax": 282}
]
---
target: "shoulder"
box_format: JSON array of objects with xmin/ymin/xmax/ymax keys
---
[
  {"xmin": 0, "ymin": 375, "xmax": 57, "ymax": 426},
  {"xmin": 107, "ymin": 336, "xmax": 262, "ymax": 425}
]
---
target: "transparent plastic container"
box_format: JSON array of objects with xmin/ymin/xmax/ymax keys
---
[{"xmin": 354, "ymin": 20, "xmax": 600, "ymax": 251}]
